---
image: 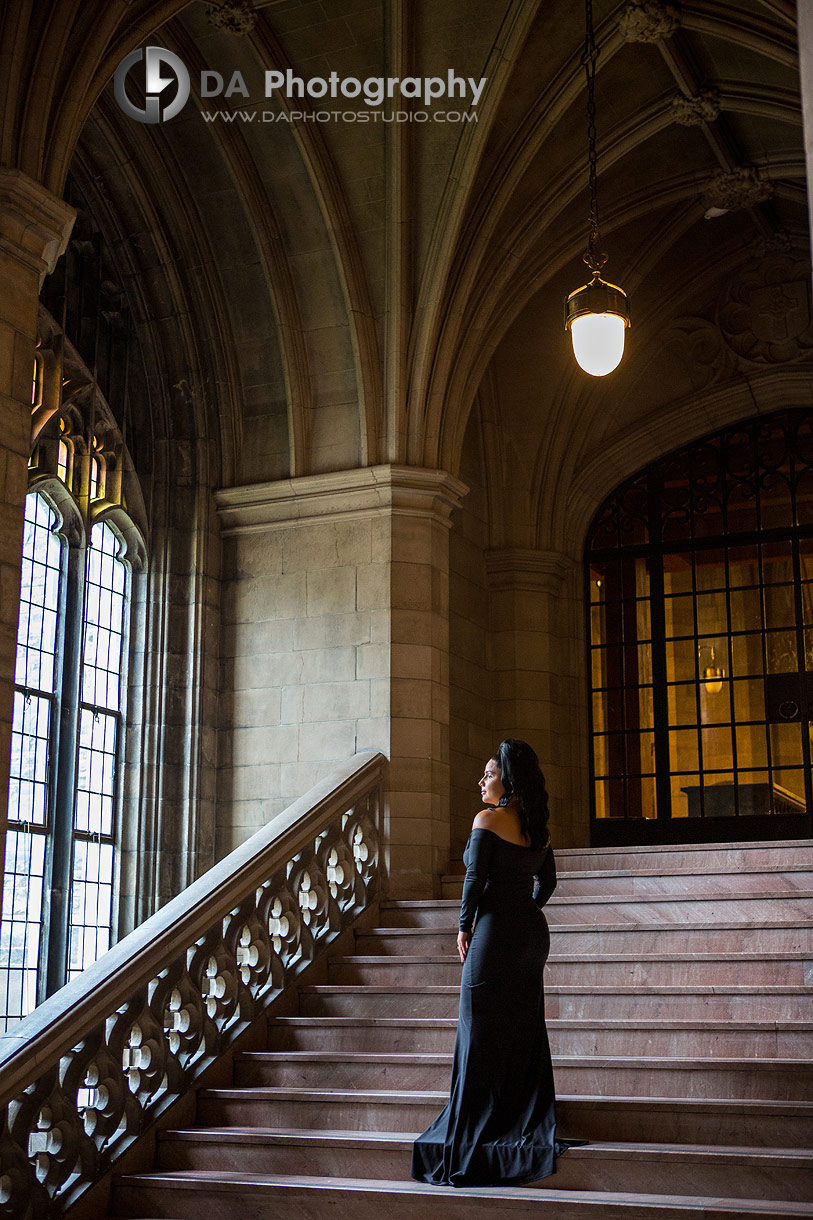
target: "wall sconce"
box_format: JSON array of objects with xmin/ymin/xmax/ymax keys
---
[{"xmin": 698, "ymin": 644, "xmax": 725, "ymax": 695}]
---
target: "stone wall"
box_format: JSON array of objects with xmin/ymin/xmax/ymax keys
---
[
  {"xmin": 217, "ymin": 505, "xmax": 390, "ymax": 859},
  {"xmin": 216, "ymin": 466, "xmax": 467, "ymax": 897}
]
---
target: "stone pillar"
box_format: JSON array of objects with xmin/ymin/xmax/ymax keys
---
[
  {"xmin": 0, "ymin": 171, "xmax": 74, "ymax": 904},
  {"xmin": 387, "ymin": 470, "xmax": 467, "ymax": 897},
  {"xmin": 485, "ymin": 548, "xmax": 588, "ymax": 846},
  {"xmin": 215, "ymin": 465, "xmax": 466, "ymax": 896},
  {"xmin": 799, "ymin": 1, "xmax": 813, "ymax": 256}
]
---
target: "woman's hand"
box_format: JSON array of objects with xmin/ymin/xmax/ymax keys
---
[{"xmin": 457, "ymin": 930, "xmax": 471, "ymax": 963}]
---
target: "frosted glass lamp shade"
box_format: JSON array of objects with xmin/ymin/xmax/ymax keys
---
[
  {"xmin": 570, "ymin": 312, "xmax": 626, "ymax": 376},
  {"xmin": 564, "ymin": 275, "xmax": 630, "ymax": 377}
]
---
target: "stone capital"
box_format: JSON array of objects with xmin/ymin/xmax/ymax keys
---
[
  {"xmin": 215, "ymin": 465, "xmax": 469, "ymax": 535},
  {"xmin": 484, "ymin": 548, "xmax": 577, "ymax": 595},
  {"xmin": 0, "ymin": 170, "xmax": 75, "ymax": 286}
]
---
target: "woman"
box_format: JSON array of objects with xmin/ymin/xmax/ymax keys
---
[{"xmin": 412, "ymin": 738, "xmax": 576, "ymax": 1187}]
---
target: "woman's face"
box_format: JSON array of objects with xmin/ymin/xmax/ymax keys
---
[{"xmin": 479, "ymin": 758, "xmax": 505, "ymax": 806}]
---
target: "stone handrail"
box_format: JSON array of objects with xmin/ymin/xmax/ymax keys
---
[{"xmin": 0, "ymin": 750, "xmax": 385, "ymax": 1218}]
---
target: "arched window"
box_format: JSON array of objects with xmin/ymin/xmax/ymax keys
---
[
  {"xmin": 3, "ymin": 189, "xmax": 151, "ymax": 1027},
  {"xmin": 0, "ymin": 494, "xmax": 137, "ymax": 1026},
  {"xmin": 587, "ymin": 408, "xmax": 813, "ymax": 847}
]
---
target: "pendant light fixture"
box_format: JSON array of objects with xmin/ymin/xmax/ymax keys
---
[
  {"xmin": 698, "ymin": 644, "xmax": 724, "ymax": 695},
  {"xmin": 565, "ymin": 0, "xmax": 630, "ymax": 376}
]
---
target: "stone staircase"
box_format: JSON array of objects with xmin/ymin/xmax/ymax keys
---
[{"xmin": 110, "ymin": 839, "xmax": 813, "ymax": 1218}]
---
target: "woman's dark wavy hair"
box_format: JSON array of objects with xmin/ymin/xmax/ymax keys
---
[{"xmin": 492, "ymin": 738, "xmax": 550, "ymax": 849}]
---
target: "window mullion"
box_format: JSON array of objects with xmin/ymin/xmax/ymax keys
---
[{"xmin": 43, "ymin": 539, "xmax": 86, "ymax": 999}]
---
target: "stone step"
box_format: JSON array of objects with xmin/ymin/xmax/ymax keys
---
[
  {"xmin": 546, "ymin": 986, "xmax": 813, "ymax": 1023},
  {"xmin": 441, "ymin": 867, "xmax": 813, "ymax": 900},
  {"xmin": 299, "ymin": 983, "xmax": 813, "ymax": 1021},
  {"xmin": 195, "ymin": 1088, "xmax": 813, "ymax": 1147},
  {"xmin": 112, "ymin": 1170, "xmax": 813, "ymax": 1220},
  {"xmin": 267, "ymin": 1016, "xmax": 813, "ymax": 1058},
  {"xmin": 355, "ymin": 920, "xmax": 813, "ymax": 956},
  {"xmin": 444, "ymin": 842, "xmax": 813, "ymax": 881},
  {"xmin": 380, "ymin": 893, "xmax": 813, "ymax": 928},
  {"xmin": 327, "ymin": 952, "xmax": 812, "ymax": 988},
  {"xmin": 233, "ymin": 1050, "xmax": 813, "ymax": 1100},
  {"xmin": 154, "ymin": 1129, "xmax": 813, "ymax": 1202},
  {"xmin": 268, "ymin": 1016, "xmax": 459, "ymax": 1053},
  {"xmin": 553, "ymin": 839, "xmax": 813, "ymax": 874}
]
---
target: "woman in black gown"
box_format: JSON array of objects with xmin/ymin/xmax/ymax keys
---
[{"xmin": 412, "ymin": 738, "xmax": 573, "ymax": 1187}]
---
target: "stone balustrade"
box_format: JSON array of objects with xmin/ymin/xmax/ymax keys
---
[{"xmin": 0, "ymin": 750, "xmax": 384, "ymax": 1218}]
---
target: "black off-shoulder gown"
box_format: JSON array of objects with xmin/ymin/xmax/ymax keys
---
[{"xmin": 411, "ymin": 826, "xmax": 560, "ymax": 1187}]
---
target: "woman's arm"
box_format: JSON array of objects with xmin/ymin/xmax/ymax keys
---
[
  {"xmin": 533, "ymin": 843, "xmax": 557, "ymax": 907},
  {"xmin": 458, "ymin": 825, "xmax": 496, "ymax": 933}
]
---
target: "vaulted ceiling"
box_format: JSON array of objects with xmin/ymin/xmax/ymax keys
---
[{"xmin": 2, "ymin": 0, "xmax": 809, "ymax": 542}]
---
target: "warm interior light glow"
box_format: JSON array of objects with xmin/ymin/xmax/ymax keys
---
[
  {"xmin": 703, "ymin": 667, "xmax": 724, "ymax": 695},
  {"xmin": 699, "ymin": 645, "xmax": 724, "ymax": 695},
  {"xmin": 570, "ymin": 311, "xmax": 626, "ymax": 377}
]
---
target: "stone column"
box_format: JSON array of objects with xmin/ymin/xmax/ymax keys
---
[
  {"xmin": 799, "ymin": 1, "xmax": 813, "ymax": 256},
  {"xmin": 215, "ymin": 465, "xmax": 466, "ymax": 897},
  {"xmin": 0, "ymin": 171, "xmax": 74, "ymax": 901},
  {"xmin": 387, "ymin": 470, "xmax": 467, "ymax": 897},
  {"xmin": 485, "ymin": 548, "xmax": 588, "ymax": 846}
]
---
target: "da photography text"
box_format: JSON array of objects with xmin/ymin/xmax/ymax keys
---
[{"xmin": 114, "ymin": 46, "xmax": 487, "ymax": 125}]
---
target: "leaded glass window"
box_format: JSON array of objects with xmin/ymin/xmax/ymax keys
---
[
  {"xmin": 1, "ymin": 496, "xmax": 134, "ymax": 1026},
  {"xmin": 588, "ymin": 409, "xmax": 813, "ymax": 845}
]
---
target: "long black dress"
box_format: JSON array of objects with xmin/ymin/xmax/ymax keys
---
[{"xmin": 411, "ymin": 826, "xmax": 560, "ymax": 1187}]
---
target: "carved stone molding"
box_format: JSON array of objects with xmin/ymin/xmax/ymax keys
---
[
  {"xmin": 751, "ymin": 230, "xmax": 793, "ymax": 260},
  {"xmin": 566, "ymin": 371, "xmax": 813, "ymax": 561},
  {"xmin": 664, "ymin": 315, "xmax": 734, "ymax": 391},
  {"xmin": 620, "ymin": 1, "xmax": 680, "ymax": 43},
  {"xmin": 205, "ymin": 1, "xmax": 257, "ymax": 34},
  {"xmin": 718, "ymin": 256, "xmax": 813, "ymax": 365},
  {"xmin": 0, "ymin": 170, "xmax": 75, "ymax": 286},
  {"xmin": 670, "ymin": 89, "xmax": 720, "ymax": 126},
  {"xmin": 215, "ymin": 465, "xmax": 469, "ymax": 534},
  {"xmin": 484, "ymin": 549, "xmax": 576, "ymax": 596},
  {"xmin": 701, "ymin": 167, "xmax": 774, "ymax": 212}
]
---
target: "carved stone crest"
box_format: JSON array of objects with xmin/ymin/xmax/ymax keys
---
[
  {"xmin": 206, "ymin": 1, "xmax": 257, "ymax": 34},
  {"xmin": 670, "ymin": 89, "xmax": 720, "ymax": 126},
  {"xmin": 620, "ymin": 1, "xmax": 680, "ymax": 42},
  {"xmin": 718, "ymin": 257, "xmax": 813, "ymax": 364}
]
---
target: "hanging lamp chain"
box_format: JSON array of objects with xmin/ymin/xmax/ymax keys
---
[{"xmin": 582, "ymin": 0, "xmax": 607, "ymax": 274}]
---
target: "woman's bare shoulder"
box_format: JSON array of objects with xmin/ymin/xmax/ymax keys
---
[{"xmin": 472, "ymin": 808, "xmax": 498, "ymax": 830}]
